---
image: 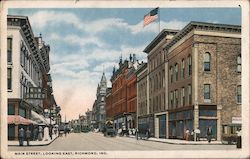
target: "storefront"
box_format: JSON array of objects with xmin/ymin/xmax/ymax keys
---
[
  {"xmin": 199, "ymin": 105, "xmax": 217, "ymax": 139},
  {"xmin": 138, "ymin": 115, "xmax": 154, "ymax": 136},
  {"xmin": 168, "ymin": 108, "xmax": 193, "ymax": 139},
  {"xmin": 158, "ymin": 115, "xmax": 166, "ymax": 138}
]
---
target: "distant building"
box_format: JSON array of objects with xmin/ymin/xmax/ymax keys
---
[
  {"xmin": 95, "ymin": 72, "xmax": 107, "ymax": 131},
  {"xmin": 109, "ymin": 54, "xmax": 140, "ymax": 130},
  {"xmin": 85, "ymin": 109, "xmax": 93, "ymax": 128}
]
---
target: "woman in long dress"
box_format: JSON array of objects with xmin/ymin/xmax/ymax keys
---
[{"xmin": 38, "ymin": 126, "xmax": 43, "ymax": 141}]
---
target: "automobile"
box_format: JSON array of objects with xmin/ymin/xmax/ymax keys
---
[
  {"xmin": 82, "ymin": 126, "xmax": 90, "ymax": 133},
  {"xmin": 104, "ymin": 120, "xmax": 116, "ymax": 137},
  {"xmin": 221, "ymin": 123, "xmax": 241, "ymax": 144}
]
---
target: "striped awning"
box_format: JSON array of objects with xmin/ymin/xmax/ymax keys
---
[{"xmin": 8, "ymin": 115, "xmax": 37, "ymax": 125}]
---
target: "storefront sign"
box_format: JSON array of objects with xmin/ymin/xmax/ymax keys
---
[{"xmin": 232, "ymin": 117, "xmax": 242, "ymax": 124}]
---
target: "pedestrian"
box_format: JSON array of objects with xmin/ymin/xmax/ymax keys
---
[
  {"xmin": 191, "ymin": 129, "xmax": 194, "ymax": 141},
  {"xmin": 194, "ymin": 127, "xmax": 201, "ymax": 141},
  {"xmin": 18, "ymin": 127, "xmax": 24, "ymax": 146},
  {"xmin": 136, "ymin": 128, "xmax": 139, "ymax": 140},
  {"xmin": 147, "ymin": 128, "xmax": 151, "ymax": 139},
  {"xmin": 33, "ymin": 127, "xmax": 38, "ymax": 141},
  {"xmin": 64, "ymin": 126, "xmax": 67, "ymax": 137},
  {"xmin": 207, "ymin": 126, "xmax": 213, "ymax": 143},
  {"xmin": 49, "ymin": 126, "xmax": 53, "ymax": 140},
  {"xmin": 236, "ymin": 128, "xmax": 242, "ymax": 148},
  {"xmin": 185, "ymin": 129, "xmax": 190, "ymax": 141},
  {"xmin": 26, "ymin": 127, "xmax": 31, "ymax": 146},
  {"xmin": 38, "ymin": 126, "xmax": 43, "ymax": 141}
]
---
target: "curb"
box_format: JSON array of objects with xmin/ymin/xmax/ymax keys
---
[
  {"xmin": 8, "ymin": 135, "xmax": 59, "ymax": 147},
  {"xmin": 126, "ymin": 136, "xmax": 223, "ymax": 145}
]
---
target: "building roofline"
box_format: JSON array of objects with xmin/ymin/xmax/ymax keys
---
[
  {"xmin": 143, "ymin": 29, "xmax": 179, "ymax": 53},
  {"xmin": 164, "ymin": 21, "xmax": 241, "ymax": 51}
]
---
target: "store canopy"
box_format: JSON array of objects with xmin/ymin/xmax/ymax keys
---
[
  {"xmin": 8, "ymin": 115, "xmax": 37, "ymax": 125},
  {"xmin": 45, "ymin": 118, "xmax": 56, "ymax": 125},
  {"xmin": 31, "ymin": 111, "xmax": 49, "ymax": 125}
]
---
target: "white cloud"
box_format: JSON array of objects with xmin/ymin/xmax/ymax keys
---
[
  {"xmin": 49, "ymin": 33, "xmax": 107, "ymax": 48},
  {"xmin": 29, "ymin": 11, "xmax": 186, "ymax": 36},
  {"xmin": 29, "ymin": 11, "xmax": 80, "ymax": 29}
]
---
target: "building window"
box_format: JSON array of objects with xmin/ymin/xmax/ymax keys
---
[
  {"xmin": 7, "ymin": 38, "xmax": 12, "ymax": 63},
  {"xmin": 162, "ymin": 69, "xmax": 165, "ymax": 87},
  {"xmin": 182, "ymin": 87, "xmax": 185, "ymax": 106},
  {"xmin": 237, "ymin": 85, "xmax": 241, "ymax": 104},
  {"xmin": 7, "ymin": 68, "xmax": 12, "ymax": 90},
  {"xmin": 188, "ymin": 84, "xmax": 192, "ymax": 105},
  {"xmin": 175, "ymin": 63, "xmax": 178, "ymax": 81},
  {"xmin": 188, "ymin": 55, "xmax": 192, "ymax": 76},
  {"xmin": 204, "ymin": 84, "xmax": 211, "ymax": 101},
  {"xmin": 170, "ymin": 66, "xmax": 173, "ymax": 83},
  {"xmin": 181, "ymin": 59, "xmax": 185, "ymax": 79},
  {"xmin": 237, "ymin": 55, "xmax": 241, "ymax": 73},
  {"xmin": 8, "ymin": 103, "xmax": 15, "ymax": 115},
  {"xmin": 159, "ymin": 72, "xmax": 161, "ymax": 88},
  {"xmin": 170, "ymin": 92, "xmax": 173, "ymax": 108},
  {"xmin": 175, "ymin": 89, "xmax": 178, "ymax": 107},
  {"xmin": 204, "ymin": 52, "xmax": 211, "ymax": 71}
]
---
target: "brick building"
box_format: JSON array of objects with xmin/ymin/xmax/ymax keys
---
[
  {"xmin": 109, "ymin": 55, "xmax": 140, "ymax": 130},
  {"xmin": 165, "ymin": 21, "xmax": 241, "ymax": 140},
  {"xmin": 105, "ymin": 88, "xmax": 112, "ymax": 119}
]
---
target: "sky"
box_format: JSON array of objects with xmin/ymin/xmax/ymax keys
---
[{"xmin": 9, "ymin": 8, "xmax": 241, "ymax": 121}]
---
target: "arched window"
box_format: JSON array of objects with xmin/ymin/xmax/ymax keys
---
[
  {"xmin": 181, "ymin": 59, "xmax": 185, "ymax": 79},
  {"xmin": 155, "ymin": 75, "xmax": 158, "ymax": 90},
  {"xmin": 159, "ymin": 72, "xmax": 161, "ymax": 88},
  {"xmin": 182, "ymin": 87, "xmax": 185, "ymax": 106},
  {"xmin": 175, "ymin": 63, "xmax": 178, "ymax": 81},
  {"xmin": 162, "ymin": 69, "xmax": 165, "ymax": 87},
  {"xmin": 188, "ymin": 55, "xmax": 192, "ymax": 76},
  {"xmin": 237, "ymin": 55, "xmax": 241, "ymax": 73},
  {"xmin": 204, "ymin": 52, "xmax": 211, "ymax": 71},
  {"xmin": 170, "ymin": 66, "xmax": 173, "ymax": 83}
]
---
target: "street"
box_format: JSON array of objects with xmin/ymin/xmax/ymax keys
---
[{"xmin": 9, "ymin": 132, "xmax": 236, "ymax": 151}]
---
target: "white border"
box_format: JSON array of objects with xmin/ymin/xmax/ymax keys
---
[{"xmin": 1, "ymin": 0, "xmax": 249, "ymax": 158}]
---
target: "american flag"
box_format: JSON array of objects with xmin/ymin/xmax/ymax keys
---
[{"xmin": 143, "ymin": 7, "xmax": 159, "ymax": 27}]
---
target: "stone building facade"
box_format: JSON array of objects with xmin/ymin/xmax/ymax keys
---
[
  {"xmin": 165, "ymin": 21, "xmax": 241, "ymax": 140},
  {"xmin": 136, "ymin": 63, "xmax": 154, "ymax": 136},
  {"xmin": 143, "ymin": 29, "xmax": 178, "ymax": 138}
]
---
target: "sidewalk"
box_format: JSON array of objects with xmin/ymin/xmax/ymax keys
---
[
  {"xmin": 8, "ymin": 134, "xmax": 59, "ymax": 146},
  {"xmin": 126, "ymin": 135, "xmax": 222, "ymax": 145}
]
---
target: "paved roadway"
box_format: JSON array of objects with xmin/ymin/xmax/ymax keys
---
[{"xmin": 9, "ymin": 132, "xmax": 236, "ymax": 151}]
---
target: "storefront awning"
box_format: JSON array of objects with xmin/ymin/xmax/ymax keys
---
[
  {"xmin": 8, "ymin": 115, "xmax": 37, "ymax": 125},
  {"xmin": 31, "ymin": 111, "xmax": 49, "ymax": 125}
]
